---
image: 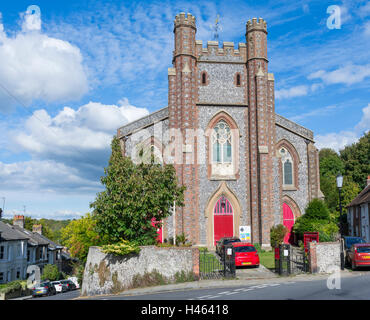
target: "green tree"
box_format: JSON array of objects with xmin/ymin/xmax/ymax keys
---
[
  {"xmin": 41, "ymin": 264, "xmax": 60, "ymax": 281},
  {"xmin": 340, "ymin": 131, "xmax": 370, "ymax": 189},
  {"xmin": 60, "ymin": 213, "xmax": 103, "ymax": 263},
  {"xmin": 24, "ymin": 217, "xmax": 54, "ymax": 240},
  {"xmin": 293, "ymin": 199, "xmax": 339, "ymax": 241},
  {"xmin": 90, "ymin": 136, "xmax": 185, "ymax": 245}
]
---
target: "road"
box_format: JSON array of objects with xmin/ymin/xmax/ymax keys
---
[{"xmin": 31, "ymin": 272, "xmax": 370, "ymax": 300}]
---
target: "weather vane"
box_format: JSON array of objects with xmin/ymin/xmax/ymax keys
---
[{"xmin": 211, "ymin": 14, "xmax": 222, "ymax": 41}]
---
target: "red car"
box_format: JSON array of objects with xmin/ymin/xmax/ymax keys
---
[
  {"xmin": 232, "ymin": 242, "xmax": 260, "ymax": 267},
  {"xmin": 348, "ymin": 243, "xmax": 370, "ymax": 270}
]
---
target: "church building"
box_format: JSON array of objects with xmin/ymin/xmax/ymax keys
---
[{"xmin": 117, "ymin": 13, "xmax": 323, "ymax": 249}]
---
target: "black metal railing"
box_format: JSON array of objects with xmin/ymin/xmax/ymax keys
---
[
  {"xmin": 199, "ymin": 245, "xmax": 236, "ymax": 279},
  {"xmin": 275, "ymin": 244, "xmax": 308, "ymax": 275}
]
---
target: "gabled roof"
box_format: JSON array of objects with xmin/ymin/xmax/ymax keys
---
[
  {"xmin": 0, "ymin": 221, "xmax": 29, "ymax": 241},
  {"xmin": 347, "ymin": 184, "xmax": 370, "ymax": 207}
]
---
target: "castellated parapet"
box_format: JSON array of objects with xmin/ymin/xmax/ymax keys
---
[
  {"xmin": 246, "ymin": 17, "xmax": 267, "ymax": 33},
  {"xmin": 196, "ymin": 41, "xmax": 247, "ymax": 62},
  {"xmin": 174, "ymin": 12, "xmax": 196, "ymax": 29}
]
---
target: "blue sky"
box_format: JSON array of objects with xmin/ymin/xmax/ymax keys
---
[{"xmin": 0, "ymin": 0, "xmax": 369, "ymax": 220}]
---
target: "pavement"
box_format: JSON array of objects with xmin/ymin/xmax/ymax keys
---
[{"xmin": 75, "ymin": 267, "xmax": 358, "ymax": 300}]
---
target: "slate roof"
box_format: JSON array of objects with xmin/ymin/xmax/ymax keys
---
[
  {"xmin": 347, "ymin": 184, "xmax": 370, "ymax": 207},
  {"xmin": 37, "ymin": 233, "xmax": 63, "ymax": 250},
  {"xmin": 12, "ymin": 225, "xmax": 49, "ymax": 246},
  {"xmin": 0, "ymin": 221, "xmax": 29, "ymax": 241}
]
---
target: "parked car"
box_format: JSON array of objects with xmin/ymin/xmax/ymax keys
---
[
  {"xmin": 61, "ymin": 279, "xmax": 77, "ymax": 291},
  {"xmin": 32, "ymin": 281, "xmax": 57, "ymax": 297},
  {"xmin": 51, "ymin": 281, "xmax": 67, "ymax": 293},
  {"xmin": 216, "ymin": 237, "xmax": 241, "ymax": 256},
  {"xmin": 68, "ymin": 277, "xmax": 80, "ymax": 289},
  {"xmin": 342, "ymin": 236, "xmax": 366, "ymax": 265},
  {"xmin": 232, "ymin": 242, "xmax": 260, "ymax": 267},
  {"xmin": 347, "ymin": 243, "xmax": 370, "ymax": 270}
]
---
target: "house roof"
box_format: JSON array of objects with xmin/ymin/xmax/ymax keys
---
[
  {"xmin": 12, "ymin": 225, "xmax": 50, "ymax": 246},
  {"xmin": 347, "ymin": 184, "xmax": 370, "ymax": 207},
  {"xmin": 37, "ymin": 233, "xmax": 63, "ymax": 250},
  {"xmin": 0, "ymin": 221, "xmax": 29, "ymax": 241}
]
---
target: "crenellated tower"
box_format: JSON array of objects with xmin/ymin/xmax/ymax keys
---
[
  {"xmin": 168, "ymin": 13, "xmax": 200, "ymax": 244},
  {"xmin": 246, "ymin": 18, "xmax": 276, "ymax": 246}
]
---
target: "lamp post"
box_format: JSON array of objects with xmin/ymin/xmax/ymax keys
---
[
  {"xmin": 336, "ymin": 173, "xmax": 344, "ymax": 270},
  {"xmin": 336, "ymin": 174, "xmax": 343, "ymax": 236}
]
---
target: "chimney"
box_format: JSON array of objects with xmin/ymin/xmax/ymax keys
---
[
  {"xmin": 32, "ymin": 224, "xmax": 43, "ymax": 235},
  {"xmin": 13, "ymin": 215, "xmax": 25, "ymax": 229},
  {"xmin": 367, "ymin": 175, "xmax": 370, "ymax": 187}
]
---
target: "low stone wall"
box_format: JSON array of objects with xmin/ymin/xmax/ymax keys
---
[
  {"xmin": 81, "ymin": 246, "xmax": 200, "ymax": 296},
  {"xmin": 308, "ymin": 242, "xmax": 341, "ymax": 273}
]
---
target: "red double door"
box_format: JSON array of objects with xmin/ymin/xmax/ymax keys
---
[
  {"xmin": 283, "ymin": 203, "xmax": 295, "ymax": 244},
  {"xmin": 214, "ymin": 197, "xmax": 234, "ymax": 246}
]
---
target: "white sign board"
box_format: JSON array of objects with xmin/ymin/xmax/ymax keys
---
[
  {"xmin": 284, "ymin": 249, "xmax": 289, "ymax": 257},
  {"xmin": 239, "ymin": 226, "xmax": 251, "ymax": 242},
  {"xmin": 227, "ymin": 248, "xmax": 233, "ymax": 255}
]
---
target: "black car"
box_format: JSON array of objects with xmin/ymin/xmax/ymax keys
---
[
  {"xmin": 216, "ymin": 237, "xmax": 241, "ymax": 256},
  {"xmin": 61, "ymin": 279, "xmax": 77, "ymax": 291},
  {"xmin": 32, "ymin": 281, "xmax": 57, "ymax": 297}
]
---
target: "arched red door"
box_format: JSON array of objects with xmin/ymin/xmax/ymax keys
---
[
  {"xmin": 283, "ymin": 203, "xmax": 295, "ymax": 244},
  {"xmin": 214, "ymin": 196, "xmax": 233, "ymax": 246}
]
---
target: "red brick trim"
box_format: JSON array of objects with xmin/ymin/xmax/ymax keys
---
[{"xmin": 282, "ymin": 195, "xmax": 302, "ymax": 219}]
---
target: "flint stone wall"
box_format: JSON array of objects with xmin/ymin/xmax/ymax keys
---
[
  {"xmin": 81, "ymin": 246, "xmax": 200, "ymax": 296},
  {"xmin": 308, "ymin": 242, "xmax": 341, "ymax": 273}
]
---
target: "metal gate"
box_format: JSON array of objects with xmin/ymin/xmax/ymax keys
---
[
  {"xmin": 275, "ymin": 244, "xmax": 308, "ymax": 275},
  {"xmin": 199, "ymin": 245, "xmax": 236, "ymax": 279}
]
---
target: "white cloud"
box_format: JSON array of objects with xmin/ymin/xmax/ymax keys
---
[
  {"xmin": 316, "ymin": 103, "xmax": 370, "ymax": 151},
  {"xmin": 308, "ymin": 64, "xmax": 370, "ymax": 85},
  {"xmin": 0, "ymin": 11, "xmax": 88, "ymax": 112},
  {"xmin": 13, "ymin": 99, "xmax": 149, "ymax": 168},
  {"xmin": 364, "ymin": 21, "xmax": 370, "ymax": 36},
  {"xmin": 275, "ymin": 85, "xmax": 309, "ymax": 99},
  {"xmin": 1, "ymin": 98, "xmax": 148, "ymax": 192}
]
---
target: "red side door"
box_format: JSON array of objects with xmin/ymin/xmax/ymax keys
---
[
  {"xmin": 283, "ymin": 203, "xmax": 295, "ymax": 244},
  {"xmin": 214, "ymin": 197, "xmax": 233, "ymax": 246}
]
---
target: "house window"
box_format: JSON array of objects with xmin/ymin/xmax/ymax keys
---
[
  {"xmin": 16, "ymin": 270, "xmax": 20, "ymax": 279},
  {"xmin": 27, "ymin": 249, "xmax": 30, "ymax": 262},
  {"xmin": 0, "ymin": 246, "xmax": 4, "ymax": 259},
  {"xmin": 0, "ymin": 272, "xmax": 3, "ymax": 282},
  {"xmin": 212, "ymin": 120, "xmax": 232, "ymax": 164},
  {"xmin": 279, "ymin": 148, "xmax": 294, "ymax": 187}
]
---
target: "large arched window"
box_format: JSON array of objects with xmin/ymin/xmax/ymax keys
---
[
  {"xmin": 212, "ymin": 120, "xmax": 232, "ymax": 164},
  {"xmin": 279, "ymin": 147, "xmax": 294, "ymax": 187},
  {"xmin": 207, "ymin": 112, "xmax": 239, "ymax": 180}
]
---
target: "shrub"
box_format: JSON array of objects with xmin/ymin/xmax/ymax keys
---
[
  {"xmin": 174, "ymin": 271, "xmax": 197, "ymax": 283},
  {"xmin": 293, "ymin": 199, "xmax": 339, "ymax": 241},
  {"xmin": 131, "ymin": 270, "xmax": 167, "ymax": 288},
  {"xmin": 270, "ymin": 224, "xmax": 288, "ymax": 248},
  {"xmin": 304, "ymin": 198, "xmax": 330, "ymax": 221},
  {"xmin": 101, "ymin": 240, "xmax": 141, "ymax": 256},
  {"xmin": 0, "ymin": 280, "xmax": 27, "ymax": 294},
  {"xmin": 41, "ymin": 264, "xmax": 60, "ymax": 281}
]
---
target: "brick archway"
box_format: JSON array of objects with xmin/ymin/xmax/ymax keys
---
[{"xmin": 205, "ymin": 182, "xmax": 241, "ymax": 248}]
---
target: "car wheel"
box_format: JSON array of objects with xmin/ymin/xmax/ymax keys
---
[{"xmin": 352, "ymin": 260, "xmax": 357, "ymax": 271}]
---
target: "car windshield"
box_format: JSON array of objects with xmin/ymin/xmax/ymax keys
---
[
  {"xmin": 40, "ymin": 282, "xmax": 49, "ymax": 287},
  {"xmin": 346, "ymin": 237, "xmax": 366, "ymax": 248},
  {"xmin": 357, "ymin": 247, "xmax": 370, "ymax": 253},
  {"xmin": 234, "ymin": 246, "xmax": 256, "ymax": 253},
  {"xmin": 225, "ymin": 239, "xmax": 241, "ymax": 245}
]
